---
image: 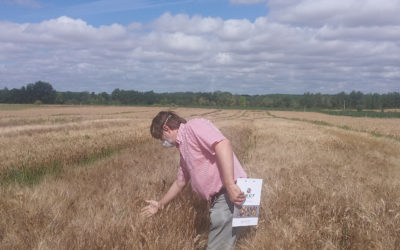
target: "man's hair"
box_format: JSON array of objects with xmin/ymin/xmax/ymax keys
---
[{"xmin": 150, "ymin": 111, "xmax": 187, "ymax": 139}]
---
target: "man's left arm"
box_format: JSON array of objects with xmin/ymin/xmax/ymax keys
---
[{"xmin": 214, "ymin": 139, "xmax": 245, "ymax": 206}]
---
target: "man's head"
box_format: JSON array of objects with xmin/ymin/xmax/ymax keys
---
[{"xmin": 150, "ymin": 111, "xmax": 187, "ymax": 145}]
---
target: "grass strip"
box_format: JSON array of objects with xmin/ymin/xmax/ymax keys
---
[
  {"xmin": 1, "ymin": 164, "xmax": 63, "ymax": 186},
  {"xmin": 0, "ymin": 146, "xmax": 124, "ymax": 187},
  {"xmin": 0, "ymin": 104, "xmax": 44, "ymax": 110},
  {"xmin": 319, "ymin": 110, "xmax": 400, "ymax": 118},
  {"xmin": 266, "ymin": 111, "xmax": 400, "ymax": 143}
]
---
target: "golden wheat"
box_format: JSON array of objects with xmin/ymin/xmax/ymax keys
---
[
  {"xmin": 269, "ymin": 111, "xmax": 400, "ymax": 139},
  {"xmin": 0, "ymin": 106, "xmax": 399, "ymax": 249}
]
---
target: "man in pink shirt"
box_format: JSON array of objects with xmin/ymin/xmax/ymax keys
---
[{"xmin": 141, "ymin": 111, "xmax": 247, "ymax": 249}]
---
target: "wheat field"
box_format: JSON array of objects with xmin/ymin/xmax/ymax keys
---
[
  {"xmin": 269, "ymin": 111, "xmax": 400, "ymax": 140},
  {"xmin": 0, "ymin": 105, "xmax": 399, "ymax": 249}
]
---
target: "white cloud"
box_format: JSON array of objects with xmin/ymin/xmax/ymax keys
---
[
  {"xmin": 1, "ymin": 2, "xmax": 400, "ymax": 94},
  {"xmin": 215, "ymin": 53, "xmax": 233, "ymax": 65},
  {"xmin": 218, "ymin": 19, "xmax": 253, "ymax": 41},
  {"xmin": 267, "ymin": 0, "xmax": 400, "ymax": 27},
  {"xmin": 151, "ymin": 13, "xmax": 223, "ymax": 34},
  {"xmin": 158, "ymin": 32, "xmax": 209, "ymax": 53}
]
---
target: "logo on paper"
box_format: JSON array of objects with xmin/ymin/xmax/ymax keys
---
[{"xmin": 245, "ymin": 187, "xmax": 255, "ymax": 198}]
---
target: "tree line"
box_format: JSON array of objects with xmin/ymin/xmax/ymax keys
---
[{"xmin": 1, "ymin": 81, "xmax": 399, "ymax": 110}]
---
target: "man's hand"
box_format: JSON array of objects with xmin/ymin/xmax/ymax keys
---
[
  {"xmin": 141, "ymin": 200, "xmax": 161, "ymax": 218},
  {"xmin": 226, "ymin": 183, "xmax": 246, "ymax": 206}
]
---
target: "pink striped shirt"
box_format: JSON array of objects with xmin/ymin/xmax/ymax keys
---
[{"xmin": 176, "ymin": 118, "xmax": 247, "ymax": 200}]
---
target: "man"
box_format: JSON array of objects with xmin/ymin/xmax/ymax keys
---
[{"xmin": 141, "ymin": 111, "xmax": 247, "ymax": 250}]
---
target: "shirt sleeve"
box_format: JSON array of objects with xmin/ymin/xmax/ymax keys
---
[
  {"xmin": 177, "ymin": 156, "xmax": 190, "ymax": 182},
  {"xmin": 189, "ymin": 118, "xmax": 226, "ymax": 155}
]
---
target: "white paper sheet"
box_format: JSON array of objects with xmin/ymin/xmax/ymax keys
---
[{"xmin": 232, "ymin": 178, "xmax": 263, "ymax": 227}]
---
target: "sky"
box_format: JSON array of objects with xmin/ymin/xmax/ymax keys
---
[{"xmin": 0, "ymin": 0, "xmax": 399, "ymax": 94}]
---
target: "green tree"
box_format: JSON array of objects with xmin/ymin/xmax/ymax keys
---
[
  {"xmin": 26, "ymin": 81, "xmax": 56, "ymax": 104},
  {"xmin": 239, "ymin": 96, "xmax": 247, "ymax": 107},
  {"xmin": 349, "ymin": 91, "xmax": 363, "ymax": 109},
  {"xmin": 198, "ymin": 97, "xmax": 209, "ymax": 106},
  {"xmin": 55, "ymin": 92, "xmax": 64, "ymax": 104}
]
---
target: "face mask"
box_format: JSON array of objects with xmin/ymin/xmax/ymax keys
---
[{"xmin": 162, "ymin": 140, "xmax": 174, "ymax": 147}]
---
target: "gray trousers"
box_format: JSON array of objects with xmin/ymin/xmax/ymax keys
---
[{"xmin": 207, "ymin": 191, "xmax": 239, "ymax": 250}]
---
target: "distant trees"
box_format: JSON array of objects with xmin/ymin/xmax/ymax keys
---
[
  {"xmin": 1, "ymin": 81, "xmax": 400, "ymax": 110},
  {"xmin": 27, "ymin": 81, "xmax": 57, "ymax": 104},
  {"xmin": 0, "ymin": 81, "xmax": 56, "ymax": 104}
]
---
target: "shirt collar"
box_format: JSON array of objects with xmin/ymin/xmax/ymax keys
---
[{"xmin": 176, "ymin": 122, "xmax": 185, "ymax": 146}]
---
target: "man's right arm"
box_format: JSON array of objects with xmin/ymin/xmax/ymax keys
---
[
  {"xmin": 141, "ymin": 179, "xmax": 186, "ymax": 218},
  {"xmin": 158, "ymin": 178, "xmax": 186, "ymax": 208}
]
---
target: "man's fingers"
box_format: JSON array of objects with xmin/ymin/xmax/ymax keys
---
[
  {"xmin": 141, "ymin": 206, "xmax": 154, "ymax": 214},
  {"xmin": 144, "ymin": 200, "xmax": 159, "ymax": 207},
  {"xmin": 140, "ymin": 208, "xmax": 152, "ymax": 218},
  {"xmin": 145, "ymin": 200, "xmax": 155, "ymax": 205},
  {"xmin": 233, "ymin": 201, "xmax": 243, "ymax": 206},
  {"xmin": 140, "ymin": 202, "xmax": 159, "ymax": 218},
  {"xmin": 236, "ymin": 192, "xmax": 245, "ymax": 200},
  {"xmin": 232, "ymin": 193, "xmax": 246, "ymax": 206},
  {"xmin": 227, "ymin": 187, "xmax": 246, "ymax": 206},
  {"xmin": 141, "ymin": 206, "xmax": 150, "ymax": 212},
  {"xmin": 140, "ymin": 208, "xmax": 149, "ymax": 216}
]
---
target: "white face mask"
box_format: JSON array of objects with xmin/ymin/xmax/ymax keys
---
[{"xmin": 162, "ymin": 140, "xmax": 174, "ymax": 147}]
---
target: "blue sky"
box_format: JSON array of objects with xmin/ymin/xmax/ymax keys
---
[
  {"xmin": 0, "ymin": 0, "xmax": 268, "ymax": 26},
  {"xmin": 0, "ymin": 0, "xmax": 399, "ymax": 94}
]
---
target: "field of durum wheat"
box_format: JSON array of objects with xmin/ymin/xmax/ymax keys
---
[{"xmin": 0, "ymin": 105, "xmax": 399, "ymax": 249}]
